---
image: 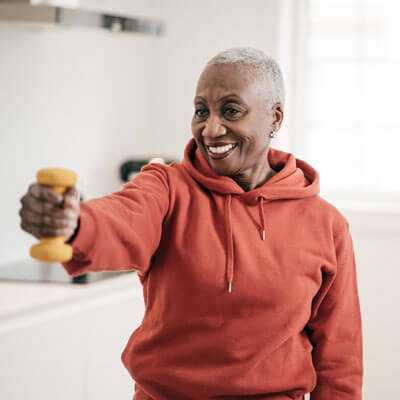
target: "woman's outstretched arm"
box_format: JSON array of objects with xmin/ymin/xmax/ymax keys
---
[{"xmin": 61, "ymin": 162, "xmax": 170, "ymax": 278}]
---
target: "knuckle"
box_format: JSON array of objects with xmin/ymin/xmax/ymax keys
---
[
  {"xmin": 37, "ymin": 185, "xmax": 48, "ymax": 199},
  {"xmin": 20, "ymin": 221, "xmax": 30, "ymax": 234},
  {"xmin": 20, "ymin": 210, "xmax": 27, "ymax": 221},
  {"xmin": 29, "ymin": 183, "xmax": 39, "ymax": 195},
  {"xmin": 20, "ymin": 195, "xmax": 29, "ymax": 205}
]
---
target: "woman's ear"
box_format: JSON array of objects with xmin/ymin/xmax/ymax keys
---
[{"xmin": 272, "ymin": 103, "xmax": 284, "ymax": 131}]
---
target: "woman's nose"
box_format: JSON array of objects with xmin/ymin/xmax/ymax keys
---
[{"xmin": 202, "ymin": 115, "xmax": 227, "ymax": 138}]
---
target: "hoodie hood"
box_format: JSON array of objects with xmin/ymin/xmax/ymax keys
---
[{"xmin": 182, "ymin": 137, "xmax": 320, "ymax": 293}]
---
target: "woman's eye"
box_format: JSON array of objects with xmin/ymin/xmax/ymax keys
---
[
  {"xmin": 195, "ymin": 109, "xmax": 208, "ymax": 118},
  {"xmin": 224, "ymin": 107, "xmax": 241, "ymax": 118}
]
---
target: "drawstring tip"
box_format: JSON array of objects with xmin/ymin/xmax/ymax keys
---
[
  {"xmin": 228, "ymin": 282, "xmax": 232, "ymax": 293},
  {"xmin": 261, "ymin": 230, "xmax": 266, "ymax": 240}
]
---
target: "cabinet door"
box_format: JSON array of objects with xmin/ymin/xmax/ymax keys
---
[
  {"xmin": 86, "ymin": 290, "xmax": 145, "ymax": 400},
  {"xmin": 0, "ymin": 313, "xmax": 89, "ymax": 400}
]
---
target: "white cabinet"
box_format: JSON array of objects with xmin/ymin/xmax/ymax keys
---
[
  {"xmin": 86, "ymin": 292, "xmax": 145, "ymax": 400},
  {"xmin": 0, "ymin": 312, "xmax": 88, "ymax": 400},
  {"xmin": 0, "ymin": 273, "xmax": 144, "ymax": 400}
]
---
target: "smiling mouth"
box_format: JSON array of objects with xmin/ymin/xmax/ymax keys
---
[{"xmin": 206, "ymin": 143, "xmax": 238, "ymax": 159}]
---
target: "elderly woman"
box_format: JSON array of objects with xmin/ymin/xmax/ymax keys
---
[{"xmin": 19, "ymin": 47, "xmax": 363, "ymax": 400}]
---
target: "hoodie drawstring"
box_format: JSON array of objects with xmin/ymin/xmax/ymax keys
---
[
  {"xmin": 258, "ymin": 196, "xmax": 266, "ymax": 241},
  {"xmin": 224, "ymin": 195, "xmax": 267, "ymax": 293},
  {"xmin": 225, "ymin": 194, "xmax": 234, "ymax": 293}
]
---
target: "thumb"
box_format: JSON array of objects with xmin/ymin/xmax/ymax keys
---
[{"xmin": 63, "ymin": 186, "xmax": 80, "ymax": 209}]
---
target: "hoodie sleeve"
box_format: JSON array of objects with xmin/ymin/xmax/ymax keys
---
[
  {"xmin": 60, "ymin": 163, "xmax": 170, "ymax": 278},
  {"xmin": 307, "ymin": 224, "xmax": 364, "ymax": 400}
]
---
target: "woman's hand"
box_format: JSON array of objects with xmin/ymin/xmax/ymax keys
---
[{"xmin": 19, "ymin": 183, "xmax": 80, "ymax": 242}]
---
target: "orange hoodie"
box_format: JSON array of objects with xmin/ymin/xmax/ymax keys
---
[{"xmin": 62, "ymin": 137, "xmax": 363, "ymax": 400}]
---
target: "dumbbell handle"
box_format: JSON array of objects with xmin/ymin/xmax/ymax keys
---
[{"xmin": 30, "ymin": 168, "xmax": 78, "ymax": 262}]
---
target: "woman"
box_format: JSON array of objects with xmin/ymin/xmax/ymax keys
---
[{"xmin": 19, "ymin": 47, "xmax": 363, "ymax": 400}]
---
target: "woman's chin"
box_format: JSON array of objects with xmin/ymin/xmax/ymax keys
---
[{"xmin": 209, "ymin": 161, "xmax": 235, "ymax": 176}]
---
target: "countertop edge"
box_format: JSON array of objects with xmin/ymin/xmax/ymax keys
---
[{"xmin": 0, "ymin": 272, "xmax": 143, "ymax": 333}]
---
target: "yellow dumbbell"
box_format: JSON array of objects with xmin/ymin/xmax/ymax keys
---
[{"xmin": 30, "ymin": 168, "xmax": 78, "ymax": 262}]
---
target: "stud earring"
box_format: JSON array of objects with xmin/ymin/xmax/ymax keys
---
[{"xmin": 268, "ymin": 131, "xmax": 277, "ymax": 138}]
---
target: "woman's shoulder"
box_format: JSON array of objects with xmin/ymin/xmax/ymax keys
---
[
  {"xmin": 310, "ymin": 195, "xmax": 351, "ymax": 237},
  {"xmin": 140, "ymin": 160, "xmax": 196, "ymax": 190}
]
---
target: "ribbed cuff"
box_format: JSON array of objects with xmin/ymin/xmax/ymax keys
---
[
  {"xmin": 61, "ymin": 202, "xmax": 97, "ymax": 275},
  {"xmin": 66, "ymin": 217, "xmax": 80, "ymax": 244}
]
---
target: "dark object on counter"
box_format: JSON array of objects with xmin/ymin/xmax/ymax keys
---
[
  {"xmin": 119, "ymin": 158, "xmax": 177, "ymax": 182},
  {"xmin": 120, "ymin": 160, "xmax": 147, "ymax": 182},
  {"xmin": 72, "ymin": 273, "xmax": 89, "ymax": 284}
]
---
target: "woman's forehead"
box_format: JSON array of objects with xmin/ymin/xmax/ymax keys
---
[
  {"xmin": 195, "ymin": 64, "xmax": 268, "ymax": 101},
  {"xmin": 198, "ymin": 64, "xmax": 254, "ymax": 87}
]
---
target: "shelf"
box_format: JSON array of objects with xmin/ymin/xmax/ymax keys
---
[{"xmin": 0, "ymin": 0, "xmax": 165, "ymax": 36}]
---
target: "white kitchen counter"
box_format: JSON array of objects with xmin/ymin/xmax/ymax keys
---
[
  {"xmin": 0, "ymin": 264, "xmax": 145, "ymax": 400},
  {"xmin": 0, "ymin": 267, "xmax": 143, "ymax": 334}
]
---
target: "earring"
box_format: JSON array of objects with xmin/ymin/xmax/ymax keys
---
[{"xmin": 268, "ymin": 131, "xmax": 277, "ymax": 138}]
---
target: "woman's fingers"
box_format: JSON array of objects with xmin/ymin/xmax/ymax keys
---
[{"xmin": 19, "ymin": 183, "xmax": 80, "ymax": 240}]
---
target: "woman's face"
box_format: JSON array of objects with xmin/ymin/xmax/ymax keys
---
[{"xmin": 191, "ymin": 63, "xmax": 283, "ymax": 177}]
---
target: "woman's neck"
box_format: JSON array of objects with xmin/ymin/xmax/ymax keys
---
[{"xmin": 233, "ymin": 164, "xmax": 277, "ymax": 192}]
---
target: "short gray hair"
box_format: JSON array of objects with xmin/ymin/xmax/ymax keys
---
[{"xmin": 206, "ymin": 47, "xmax": 285, "ymax": 107}]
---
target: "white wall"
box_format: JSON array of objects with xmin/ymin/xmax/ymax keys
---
[
  {"xmin": 0, "ymin": 21, "xmax": 161, "ymax": 263},
  {"xmin": 152, "ymin": 0, "xmax": 280, "ymax": 156},
  {"xmin": 0, "ymin": 0, "xmax": 280, "ymax": 264}
]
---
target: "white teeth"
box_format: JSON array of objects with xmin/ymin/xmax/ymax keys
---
[{"xmin": 208, "ymin": 144, "xmax": 235, "ymax": 154}]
